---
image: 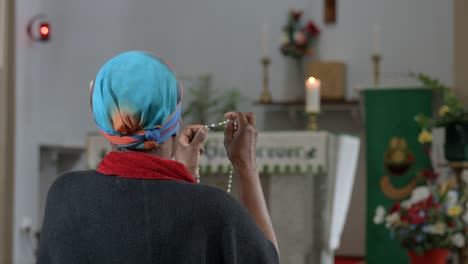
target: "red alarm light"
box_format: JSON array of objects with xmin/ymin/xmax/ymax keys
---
[
  {"xmin": 39, "ymin": 23, "xmax": 50, "ymax": 40},
  {"xmin": 27, "ymin": 15, "xmax": 51, "ymax": 42}
]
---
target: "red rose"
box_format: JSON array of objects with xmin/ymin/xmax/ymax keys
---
[
  {"xmin": 290, "ymin": 10, "xmax": 303, "ymax": 20},
  {"xmin": 409, "ymin": 214, "xmax": 425, "ymax": 224},
  {"xmin": 424, "ymin": 195, "xmax": 433, "ymax": 208},
  {"xmin": 400, "ymin": 214, "xmax": 411, "ymax": 223},
  {"xmin": 421, "ymin": 169, "xmax": 432, "ymax": 178},
  {"xmin": 420, "ymin": 169, "xmax": 438, "ymax": 180},
  {"xmin": 412, "ymin": 195, "xmax": 433, "ymax": 211},
  {"xmin": 304, "ymin": 21, "xmax": 320, "ymax": 36},
  {"xmin": 412, "ymin": 201, "xmax": 424, "ymax": 211},
  {"xmin": 390, "ymin": 202, "xmax": 401, "ymax": 214},
  {"xmin": 448, "ymin": 221, "xmax": 456, "ymax": 228},
  {"xmin": 407, "ymin": 206, "xmax": 426, "ymax": 224}
]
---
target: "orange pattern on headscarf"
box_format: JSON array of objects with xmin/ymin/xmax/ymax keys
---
[{"xmin": 112, "ymin": 112, "xmax": 142, "ymax": 134}]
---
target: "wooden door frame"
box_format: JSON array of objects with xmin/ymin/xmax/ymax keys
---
[
  {"xmin": 454, "ymin": 0, "xmax": 468, "ymax": 105},
  {"xmin": 0, "ymin": 0, "xmax": 15, "ymax": 262}
]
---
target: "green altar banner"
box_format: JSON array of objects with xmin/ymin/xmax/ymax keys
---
[{"xmin": 364, "ymin": 88, "xmax": 432, "ymax": 264}]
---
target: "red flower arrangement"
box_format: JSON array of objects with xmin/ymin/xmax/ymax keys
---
[
  {"xmin": 305, "ymin": 21, "xmax": 320, "ymax": 36},
  {"xmin": 280, "ymin": 9, "xmax": 320, "ymax": 59},
  {"xmin": 374, "ymin": 185, "xmax": 467, "ymax": 253},
  {"xmin": 390, "ymin": 202, "xmax": 401, "ymax": 214},
  {"xmin": 375, "ymin": 124, "xmax": 468, "ymax": 255},
  {"xmin": 291, "ymin": 10, "xmax": 302, "ymax": 21}
]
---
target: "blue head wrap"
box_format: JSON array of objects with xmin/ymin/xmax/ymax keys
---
[{"xmin": 91, "ymin": 51, "xmax": 182, "ymax": 150}]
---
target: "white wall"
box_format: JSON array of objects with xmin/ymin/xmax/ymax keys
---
[
  {"xmin": 310, "ymin": 0, "xmax": 453, "ymax": 97},
  {"xmin": 14, "ymin": 0, "xmax": 453, "ymax": 263}
]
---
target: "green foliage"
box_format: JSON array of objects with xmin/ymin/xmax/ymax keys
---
[
  {"xmin": 216, "ymin": 89, "xmax": 243, "ymax": 121},
  {"xmin": 412, "ymin": 73, "xmax": 468, "ymax": 129},
  {"xmin": 181, "ymin": 75, "xmax": 217, "ymax": 125},
  {"xmin": 414, "ymin": 114, "xmax": 435, "ymax": 130},
  {"xmin": 182, "ymin": 74, "xmax": 244, "ymax": 127}
]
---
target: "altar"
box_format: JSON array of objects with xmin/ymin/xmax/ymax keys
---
[{"xmin": 86, "ymin": 130, "xmax": 361, "ymax": 264}]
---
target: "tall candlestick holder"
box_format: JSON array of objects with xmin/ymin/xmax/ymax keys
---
[
  {"xmin": 307, "ymin": 112, "xmax": 318, "ymax": 131},
  {"xmin": 371, "ymin": 54, "xmax": 382, "ymax": 86},
  {"xmin": 259, "ymin": 57, "xmax": 272, "ymax": 103}
]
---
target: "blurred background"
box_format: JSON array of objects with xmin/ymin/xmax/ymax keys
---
[{"xmin": 0, "ymin": 0, "xmax": 467, "ymax": 263}]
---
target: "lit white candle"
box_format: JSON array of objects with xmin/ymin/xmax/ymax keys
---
[
  {"xmin": 305, "ymin": 77, "xmax": 321, "ymax": 113},
  {"xmin": 372, "ymin": 24, "xmax": 381, "ymax": 55},
  {"xmin": 262, "ymin": 23, "xmax": 269, "ymax": 57}
]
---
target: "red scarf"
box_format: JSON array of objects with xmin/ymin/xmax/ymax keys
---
[{"xmin": 97, "ymin": 151, "xmax": 195, "ymax": 183}]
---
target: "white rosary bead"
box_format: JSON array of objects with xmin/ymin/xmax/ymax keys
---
[
  {"xmin": 200, "ymin": 119, "xmax": 234, "ymax": 193},
  {"xmin": 227, "ymin": 166, "xmax": 233, "ymax": 193},
  {"xmin": 197, "ymin": 119, "xmax": 237, "ymax": 193},
  {"xmin": 204, "ymin": 119, "xmax": 230, "ymax": 130}
]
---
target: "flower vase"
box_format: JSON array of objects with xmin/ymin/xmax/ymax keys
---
[
  {"xmin": 444, "ymin": 121, "xmax": 468, "ymax": 161},
  {"xmin": 407, "ymin": 249, "xmax": 449, "ymax": 264},
  {"xmin": 284, "ymin": 58, "xmax": 305, "ymax": 101}
]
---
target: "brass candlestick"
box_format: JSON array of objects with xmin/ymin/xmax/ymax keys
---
[
  {"xmin": 307, "ymin": 112, "xmax": 318, "ymax": 131},
  {"xmin": 260, "ymin": 57, "xmax": 272, "ymax": 103},
  {"xmin": 371, "ymin": 54, "xmax": 382, "ymax": 86}
]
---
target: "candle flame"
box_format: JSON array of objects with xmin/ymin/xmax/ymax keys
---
[{"xmin": 307, "ymin": 77, "xmax": 317, "ymax": 84}]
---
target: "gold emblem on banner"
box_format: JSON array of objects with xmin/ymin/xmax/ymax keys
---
[{"xmin": 380, "ymin": 137, "xmax": 418, "ymax": 199}]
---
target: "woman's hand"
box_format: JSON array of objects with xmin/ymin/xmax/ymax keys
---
[
  {"xmin": 175, "ymin": 125, "xmax": 208, "ymax": 178},
  {"xmin": 223, "ymin": 112, "xmax": 258, "ymax": 172},
  {"xmin": 223, "ymin": 112, "xmax": 279, "ymax": 251}
]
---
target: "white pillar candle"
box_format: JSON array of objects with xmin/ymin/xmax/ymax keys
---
[
  {"xmin": 372, "ymin": 24, "xmax": 381, "ymax": 55},
  {"xmin": 262, "ymin": 23, "xmax": 269, "ymax": 57},
  {"xmin": 305, "ymin": 77, "xmax": 321, "ymax": 113}
]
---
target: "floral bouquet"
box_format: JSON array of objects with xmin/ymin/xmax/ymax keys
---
[
  {"xmin": 279, "ymin": 9, "xmax": 320, "ymax": 59},
  {"xmin": 374, "ymin": 183, "xmax": 467, "ymax": 254}
]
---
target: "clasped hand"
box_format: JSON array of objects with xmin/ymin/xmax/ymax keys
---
[{"xmin": 175, "ymin": 112, "xmax": 258, "ymax": 178}]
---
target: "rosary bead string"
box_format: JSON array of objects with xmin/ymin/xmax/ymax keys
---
[{"xmin": 199, "ymin": 119, "xmax": 234, "ymax": 193}]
